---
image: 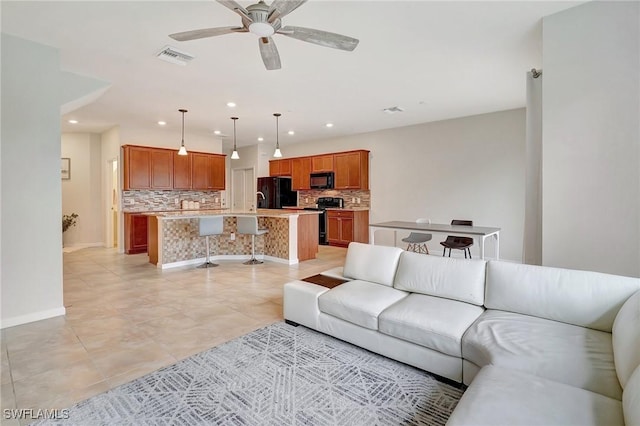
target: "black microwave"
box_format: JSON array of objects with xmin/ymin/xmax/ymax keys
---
[{"xmin": 310, "ymin": 172, "xmax": 334, "ymax": 189}]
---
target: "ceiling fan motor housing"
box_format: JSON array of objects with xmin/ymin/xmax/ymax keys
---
[{"xmin": 247, "ymin": 1, "xmax": 274, "ymax": 37}]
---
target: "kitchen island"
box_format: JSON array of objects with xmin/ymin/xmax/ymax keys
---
[{"xmin": 146, "ymin": 209, "xmax": 321, "ymax": 268}]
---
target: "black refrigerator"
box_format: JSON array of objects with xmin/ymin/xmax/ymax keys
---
[{"xmin": 257, "ymin": 177, "xmax": 298, "ymax": 209}]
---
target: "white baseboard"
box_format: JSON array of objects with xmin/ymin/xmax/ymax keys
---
[
  {"xmin": 0, "ymin": 307, "xmax": 66, "ymax": 329},
  {"xmin": 159, "ymin": 254, "xmax": 298, "ymax": 269}
]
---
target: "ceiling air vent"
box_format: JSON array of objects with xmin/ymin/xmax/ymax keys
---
[
  {"xmin": 383, "ymin": 106, "xmax": 404, "ymax": 114},
  {"xmin": 156, "ymin": 46, "xmax": 195, "ymax": 66}
]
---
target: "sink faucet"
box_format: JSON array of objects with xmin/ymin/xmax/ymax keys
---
[{"xmin": 257, "ymin": 191, "xmax": 265, "ymax": 200}]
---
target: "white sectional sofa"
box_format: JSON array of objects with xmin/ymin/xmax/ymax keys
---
[{"xmin": 283, "ymin": 242, "xmax": 640, "ymax": 425}]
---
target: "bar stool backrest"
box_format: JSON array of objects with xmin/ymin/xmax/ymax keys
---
[
  {"xmin": 199, "ymin": 216, "xmax": 224, "ymax": 236},
  {"xmin": 237, "ymin": 216, "xmax": 259, "ymax": 235}
]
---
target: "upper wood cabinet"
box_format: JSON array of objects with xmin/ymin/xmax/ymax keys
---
[
  {"xmin": 311, "ymin": 155, "xmax": 334, "ymax": 172},
  {"xmin": 334, "ymin": 151, "xmax": 369, "ymax": 190},
  {"xmin": 269, "ymin": 159, "xmax": 292, "ymax": 176},
  {"xmin": 173, "ymin": 152, "xmax": 192, "ymax": 190},
  {"xmin": 123, "ymin": 145, "xmax": 225, "ymax": 190},
  {"xmin": 291, "ymin": 157, "xmax": 312, "ymax": 190},
  {"xmin": 192, "ymin": 153, "xmax": 226, "ymax": 190}
]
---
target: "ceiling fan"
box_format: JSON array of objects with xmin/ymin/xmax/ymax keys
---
[{"xmin": 169, "ymin": 0, "xmax": 359, "ymax": 70}]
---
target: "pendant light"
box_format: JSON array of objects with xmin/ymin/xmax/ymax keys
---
[
  {"xmin": 230, "ymin": 117, "xmax": 240, "ymax": 160},
  {"xmin": 273, "ymin": 112, "xmax": 283, "ymax": 158},
  {"xmin": 177, "ymin": 108, "xmax": 188, "ymax": 156}
]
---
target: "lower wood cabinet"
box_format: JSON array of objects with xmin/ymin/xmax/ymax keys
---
[
  {"xmin": 124, "ymin": 213, "xmax": 148, "ymax": 254},
  {"xmin": 327, "ymin": 210, "xmax": 369, "ymax": 247}
]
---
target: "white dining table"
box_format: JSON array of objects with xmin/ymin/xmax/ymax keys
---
[{"xmin": 369, "ymin": 221, "xmax": 501, "ymax": 260}]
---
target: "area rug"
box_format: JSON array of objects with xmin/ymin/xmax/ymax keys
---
[{"xmin": 34, "ymin": 322, "xmax": 463, "ymax": 425}]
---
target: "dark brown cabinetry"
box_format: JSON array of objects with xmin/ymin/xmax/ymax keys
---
[
  {"xmin": 124, "ymin": 213, "xmax": 148, "ymax": 254},
  {"xmin": 151, "ymin": 149, "xmax": 173, "ymax": 189},
  {"xmin": 291, "ymin": 157, "xmax": 312, "ymax": 190},
  {"xmin": 326, "ymin": 209, "xmax": 369, "ymax": 247},
  {"xmin": 123, "ymin": 146, "xmax": 152, "ymax": 189},
  {"xmin": 173, "ymin": 151, "xmax": 192, "ymax": 189}
]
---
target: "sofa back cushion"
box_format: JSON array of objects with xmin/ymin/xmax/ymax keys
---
[
  {"xmin": 613, "ymin": 290, "xmax": 640, "ymax": 388},
  {"xmin": 343, "ymin": 242, "xmax": 404, "ymax": 287},
  {"xmin": 485, "ymin": 261, "xmax": 640, "ymax": 332},
  {"xmin": 624, "ymin": 365, "xmax": 640, "ymax": 426},
  {"xmin": 393, "ymin": 252, "xmax": 486, "ymax": 305}
]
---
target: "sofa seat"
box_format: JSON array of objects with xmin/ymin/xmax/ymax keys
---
[
  {"xmin": 379, "ymin": 294, "xmax": 484, "ymax": 357},
  {"xmin": 318, "ymin": 280, "xmax": 408, "ymax": 330},
  {"xmin": 446, "ymin": 365, "xmax": 624, "ymax": 426},
  {"xmin": 463, "ymin": 310, "xmax": 621, "ymax": 400}
]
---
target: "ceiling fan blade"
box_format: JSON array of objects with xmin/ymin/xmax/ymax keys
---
[
  {"xmin": 258, "ymin": 37, "xmax": 281, "ymax": 70},
  {"xmin": 169, "ymin": 26, "xmax": 245, "ymax": 41},
  {"xmin": 278, "ymin": 26, "xmax": 359, "ymax": 51},
  {"xmin": 268, "ymin": 0, "xmax": 307, "ymax": 22}
]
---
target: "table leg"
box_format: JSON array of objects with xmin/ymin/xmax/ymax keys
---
[
  {"xmin": 495, "ymin": 233, "xmax": 500, "ymax": 260},
  {"xmin": 479, "ymin": 236, "xmax": 486, "ymax": 260},
  {"xmin": 369, "ymin": 227, "xmax": 375, "ymax": 245}
]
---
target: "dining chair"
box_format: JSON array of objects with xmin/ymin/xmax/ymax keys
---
[
  {"xmin": 401, "ymin": 218, "xmax": 432, "ymax": 254},
  {"xmin": 440, "ymin": 220, "xmax": 474, "ymax": 258}
]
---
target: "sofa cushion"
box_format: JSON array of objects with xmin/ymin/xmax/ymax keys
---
[
  {"xmin": 318, "ymin": 280, "xmax": 408, "ymax": 330},
  {"xmin": 485, "ymin": 261, "xmax": 640, "ymax": 332},
  {"xmin": 342, "ymin": 242, "xmax": 404, "ymax": 287},
  {"xmin": 624, "ymin": 365, "xmax": 640, "ymax": 426},
  {"xmin": 379, "ymin": 293, "xmax": 484, "ymax": 357},
  {"xmin": 613, "ymin": 290, "xmax": 640, "ymax": 388},
  {"xmin": 393, "ymin": 252, "xmax": 486, "ymax": 305},
  {"xmin": 446, "ymin": 365, "xmax": 624, "ymax": 426},
  {"xmin": 462, "ymin": 310, "xmax": 622, "ymax": 400}
]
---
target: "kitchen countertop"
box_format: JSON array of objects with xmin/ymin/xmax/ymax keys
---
[{"xmin": 146, "ymin": 209, "xmax": 322, "ymax": 219}]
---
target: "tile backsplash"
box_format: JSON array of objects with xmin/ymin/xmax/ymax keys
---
[
  {"xmin": 296, "ymin": 189, "xmax": 370, "ymax": 209},
  {"xmin": 122, "ymin": 190, "xmax": 223, "ymax": 212}
]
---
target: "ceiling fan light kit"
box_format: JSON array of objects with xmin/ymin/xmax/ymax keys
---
[
  {"xmin": 273, "ymin": 112, "xmax": 283, "ymax": 158},
  {"xmin": 178, "ymin": 108, "xmax": 188, "ymax": 156},
  {"xmin": 231, "ymin": 116, "xmax": 240, "ymax": 160},
  {"xmin": 169, "ymin": 0, "xmax": 359, "ymax": 70}
]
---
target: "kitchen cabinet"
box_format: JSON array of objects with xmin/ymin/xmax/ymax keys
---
[
  {"xmin": 334, "ymin": 150, "xmax": 369, "ymax": 190},
  {"xmin": 151, "ymin": 149, "xmax": 173, "ymax": 189},
  {"xmin": 326, "ymin": 209, "xmax": 369, "ymax": 247},
  {"xmin": 124, "ymin": 213, "xmax": 148, "ymax": 254},
  {"xmin": 269, "ymin": 159, "xmax": 292, "ymax": 176},
  {"xmin": 311, "ymin": 154, "xmax": 334, "ymax": 172},
  {"xmin": 173, "ymin": 152, "xmax": 192, "ymax": 189},
  {"xmin": 123, "ymin": 146, "xmax": 152, "ymax": 189},
  {"xmin": 192, "ymin": 153, "xmax": 226, "ymax": 190},
  {"xmin": 291, "ymin": 157, "xmax": 311, "ymax": 190}
]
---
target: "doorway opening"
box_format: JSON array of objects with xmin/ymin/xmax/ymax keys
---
[{"xmin": 232, "ymin": 167, "xmax": 256, "ymax": 212}]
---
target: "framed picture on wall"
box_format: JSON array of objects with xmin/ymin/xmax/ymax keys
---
[{"xmin": 61, "ymin": 158, "xmax": 71, "ymax": 180}]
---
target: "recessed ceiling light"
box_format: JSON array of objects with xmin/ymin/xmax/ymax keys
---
[
  {"xmin": 325, "ymin": 123, "xmax": 334, "ymax": 128},
  {"xmin": 213, "ymin": 130, "xmax": 222, "ymax": 135},
  {"xmin": 288, "ymin": 130, "xmax": 295, "ymax": 135},
  {"xmin": 257, "ymin": 137, "xmax": 264, "ymax": 141},
  {"xmin": 158, "ymin": 121, "xmax": 167, "ymax": 126},
  {"xmin": 68, "ymin": 119, "xmax": 78, "ymax": 124},
  {"xmin": 227, "ymin": 102, "xmax": 236, "ymax": 108}
]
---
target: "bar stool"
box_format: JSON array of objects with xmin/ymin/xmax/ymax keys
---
[
  {"xmin": 401, "ymin": 218, "xmax": 432, "ymax": 254},
  {"xmin": 237, "ymin": 216, "xmax": 269, "ymax": 265},
  {"xmin": 198, "ymin": 216, "xmax": 224, "ymax": 268}
]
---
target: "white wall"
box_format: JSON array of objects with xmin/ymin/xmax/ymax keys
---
[
  {"xmin": 62, "ymin": 133, "xmax": 104, "ymax": 248},
  {"xmin": 542, "ymin": 1, "xmax": 640, "ymax": 277},
  {"xmin": 275, "ymin": 109, "xmax": 526, "ymax": 261},
  {"xmin": 1, "ymin": 34, "xmax": 108, "ymax": 328}
]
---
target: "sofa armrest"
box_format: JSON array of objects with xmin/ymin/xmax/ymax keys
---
[{"xmin": 283, "ymin": 280, "xmax": 330, "ymax": 330}]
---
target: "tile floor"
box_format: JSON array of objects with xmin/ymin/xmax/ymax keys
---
[{"xmin": 0, "ymin": 245, "xmax": 347, "ymax": 425}]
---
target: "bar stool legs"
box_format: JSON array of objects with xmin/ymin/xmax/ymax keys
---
[
  {"xmin": 198, "ymin": 216, "xmax": 224, "ymax": 268},
  {"xmin": 237, "ymin": 216, "xmax": 269, "ymax": 265},
  {"xmin": 199, "ymin": 234, "xmax": 218, "ymax": 268},
  {"xmin": 244, "ymin": 234, "xmax": 262, "ymax": 265}
]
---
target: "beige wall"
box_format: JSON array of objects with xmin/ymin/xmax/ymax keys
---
[
  {"xmin": 253, "ymin": 108, "xmax": 527, "ymax": 262},
  {"xmin": 542, "ymin": 1, "xmax": 640, "ymax": 277}
]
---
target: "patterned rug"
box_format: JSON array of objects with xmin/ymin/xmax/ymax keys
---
[{"xmin": 34, "ymin": 322, "xmax": 463, "ymax": 425}]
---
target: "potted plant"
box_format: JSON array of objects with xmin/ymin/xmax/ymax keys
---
[{"xmin": 62, "ymin": 213, "xmax": 79, "ymax": 233}]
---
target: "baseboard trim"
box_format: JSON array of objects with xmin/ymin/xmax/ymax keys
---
[
  {"xmin": 0, "ymin": 307, "xmax": 66, "ymax": 329},
  {"xmin": 159, "ymin": 254, "xmax": 298, "ymax": 269}
]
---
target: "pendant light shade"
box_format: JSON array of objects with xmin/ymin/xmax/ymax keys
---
[
  {"xmin": 178, "ymin": 108, "xmax": 188, "ymax": 156},
  {"xmin": 273, "ymin": 113, "xmax": 283, "ymax": 158},
  {"xmin": 230, "ymin": 117, "xmax": 240, "ymax": 160}
]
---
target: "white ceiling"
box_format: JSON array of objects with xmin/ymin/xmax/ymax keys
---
[{"xmin": 2, "ymin": 1, "xmax": 578, "ymax": 148}]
